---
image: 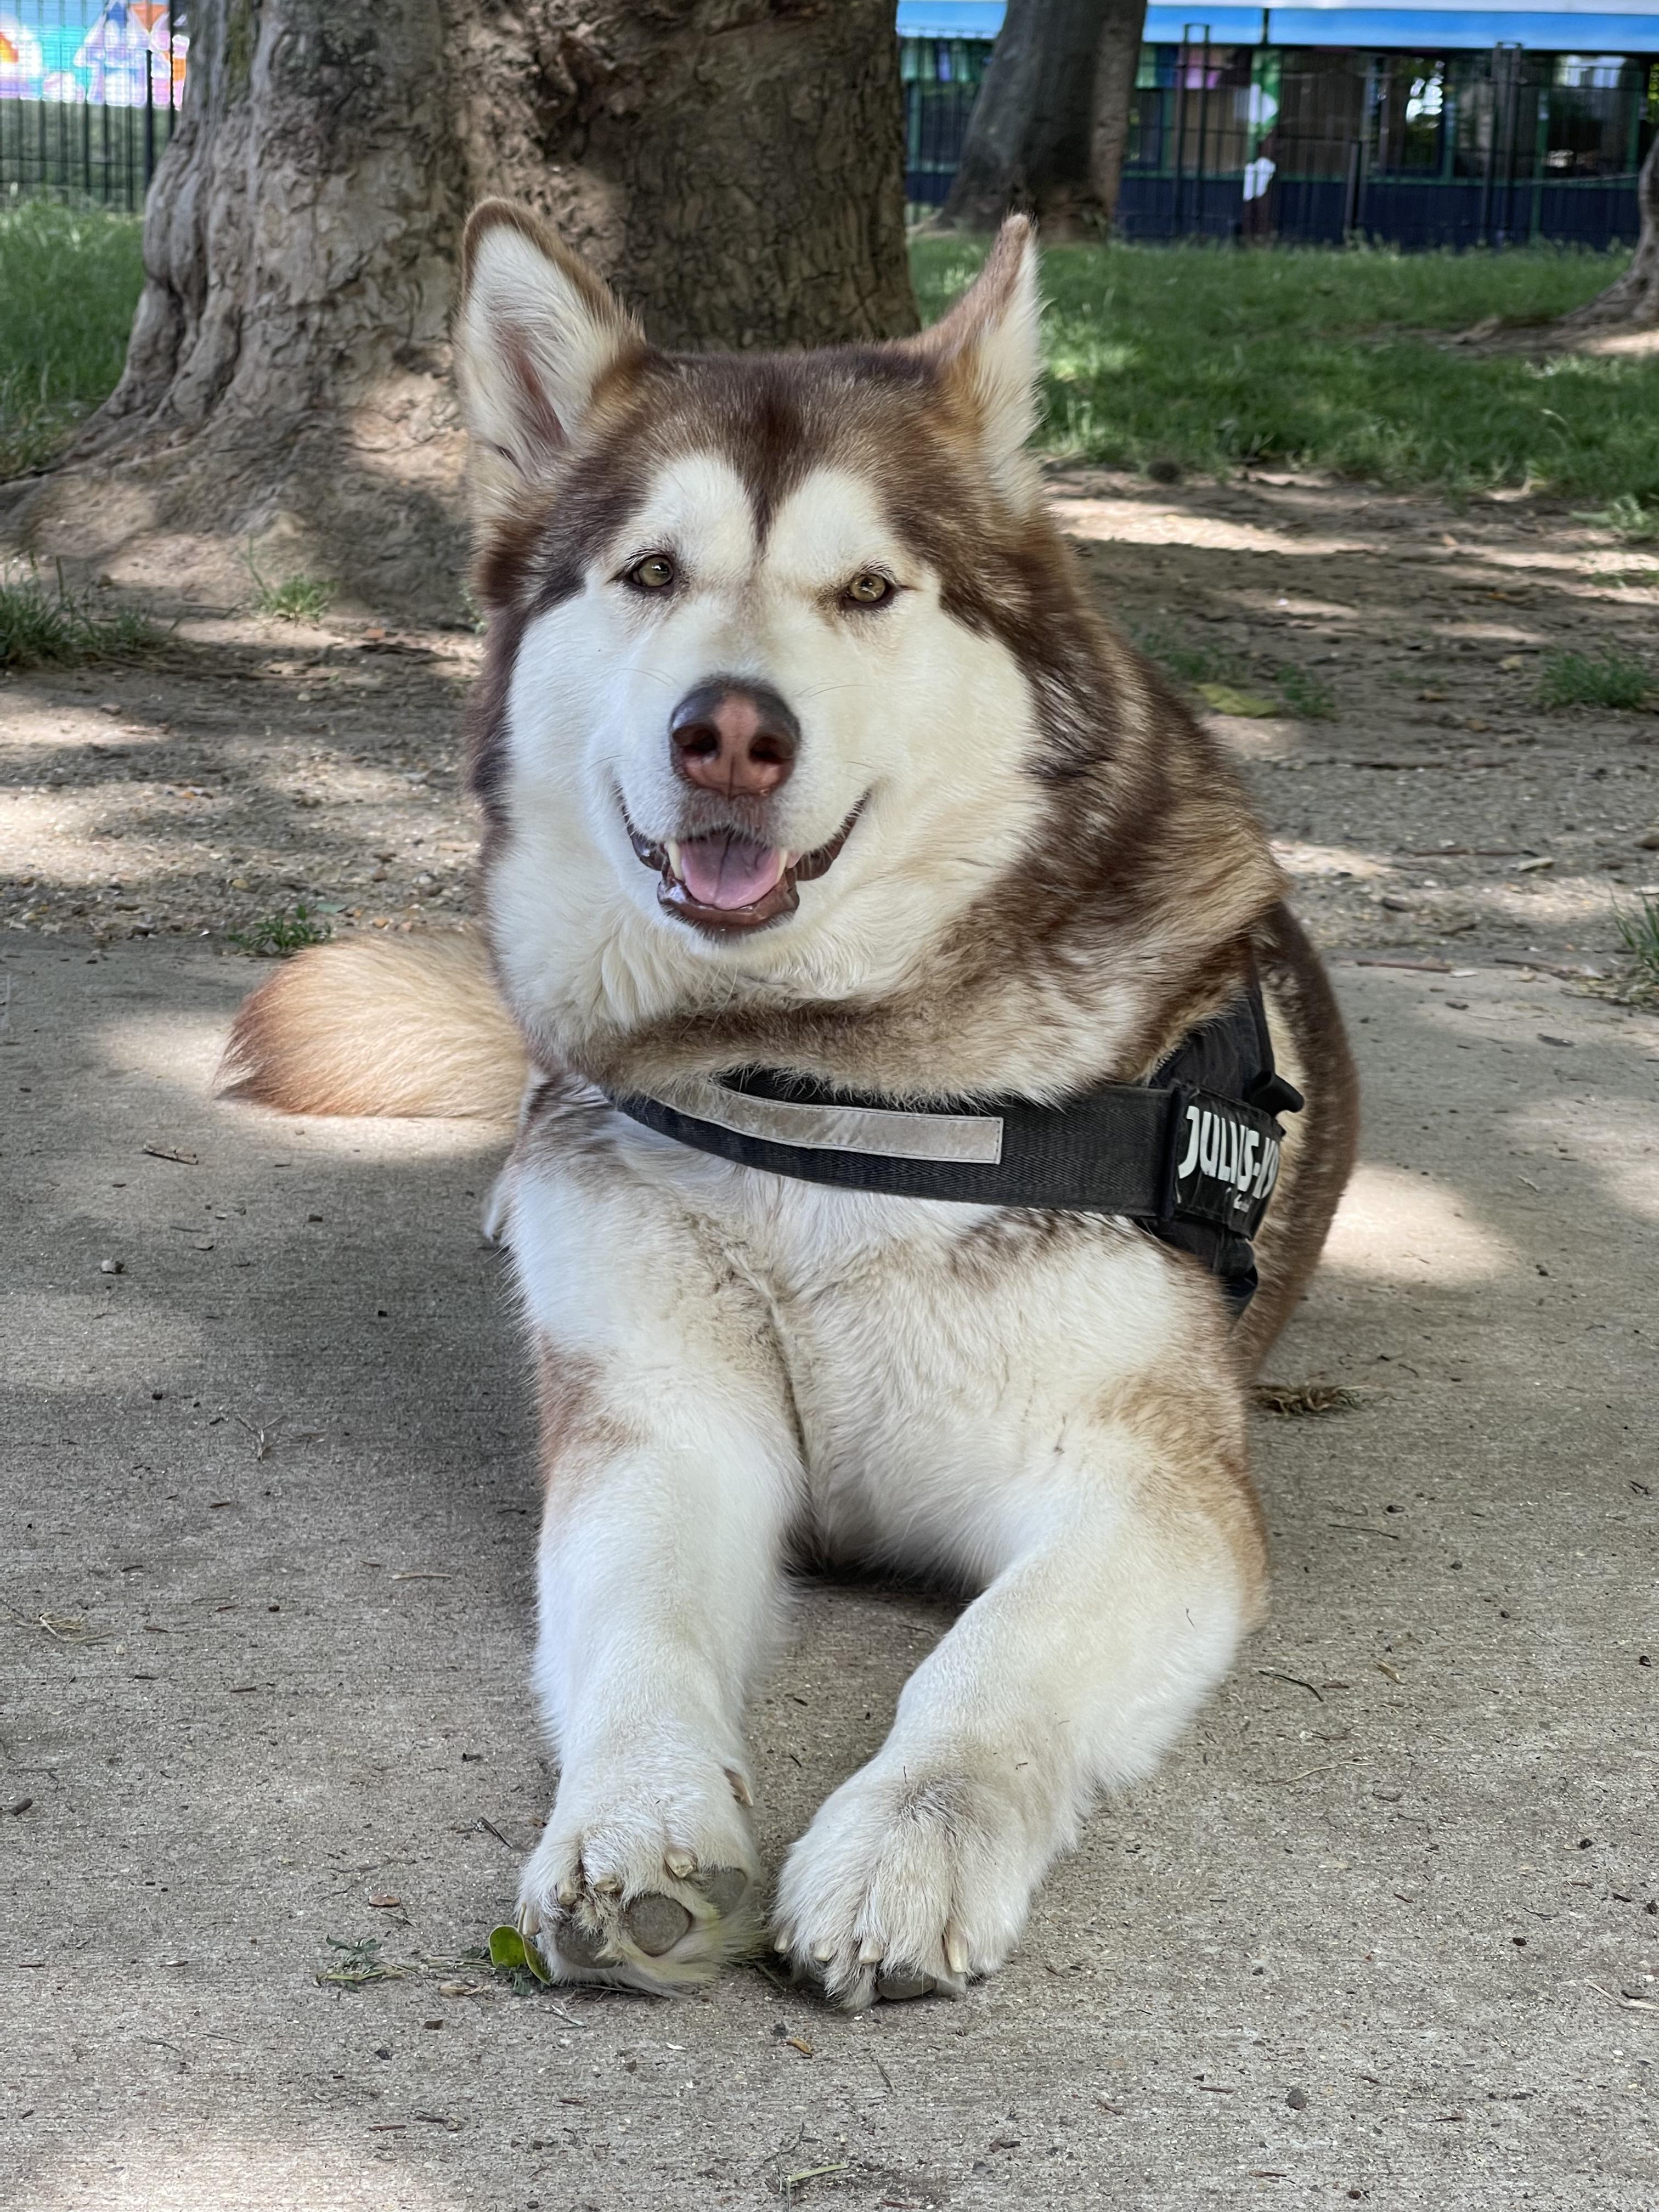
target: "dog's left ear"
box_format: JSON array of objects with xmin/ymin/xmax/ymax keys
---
[
  {"xmin": 455, "ymin": 201, "xmax": 647, "ymax": 531},
  {"xmin": 907, "ymin": 216, "xmax": 1042, "ymax": 509}
]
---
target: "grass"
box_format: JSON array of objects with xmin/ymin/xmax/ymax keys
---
[
  {"xmin": 1537, "ymin": 647, "xmax": 1652, "ymax": 712},
  {"xmin": 1274, "ymin": 665, "xmax": 1339, "ymax": 721},
  {"xmin": 314, "ymin": 1934, "xmax": 403, "ymax": 1989},
  {"xmin": 228, "ymin": 904, "xmax": 334, "ymax": 957},
  {"xmin": 1612, "ymin": 891, "xmax": 1659, "ymax": 1004},
  {"xmin": 1578, "ymin": 493, "xmax": 1659, "ymax": 541},
  {"xmin": 0, "ymin": 200, "xmax": 145, "ymax": 478},
  {"xmin": 245, "ymin": 552, "xmax": 334, "ymax": 624},
  {"xmin": 0, "ymin": 558, "xmax": 160, "ymax": 670},
  {"xmin": 3, "ymin": 206, "xmax": 1654, "ymax": 506},
  {"xmin": 913, "ymin": 236, "xmax": 1659, "ymax": 501},
  {"xmin": 1132, "ymin": 621, "xmax": 1339, "ymax": 721},
  {"xmin": 252, "ymin": 574, "xmax": 334, "ymax": 623}
]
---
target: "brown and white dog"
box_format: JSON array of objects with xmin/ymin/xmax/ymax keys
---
[{"xmin": 220, "ymin": 204, "xmax": 1359, "ymax": 2007}]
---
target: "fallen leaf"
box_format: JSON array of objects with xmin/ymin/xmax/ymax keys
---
[
  {"xmin": 1197, "ymin": 682, "xmax": 1279, "ymax": 719},
  {"xmin": 488, "ymin": 1922, "xmax": 551, "ymax": 1984}
]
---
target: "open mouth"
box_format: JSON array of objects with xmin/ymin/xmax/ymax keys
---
[{"xmin": 625, "ymin": 804, "xmax": 864, "ymax": 932}]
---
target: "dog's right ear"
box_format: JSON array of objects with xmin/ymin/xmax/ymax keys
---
[{"xmin": 455, "ymin": 202, "xmax": 647, "ymax": 529}]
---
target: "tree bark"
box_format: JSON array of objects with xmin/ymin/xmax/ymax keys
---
[
  {"xmin": 933, "ymin": 0, "xmax": 1148, "ymax": 238},
  {"xmin": 1561, "ymin": 134, "xmax": 1659, "ymax": 331},
  {"xmin": 1088, "ymin": 0, "xmax": 1149, "ymax": 234},
  {"xmin": 6, "ymin": 0, "xmax": 916, "ymax": 613}
]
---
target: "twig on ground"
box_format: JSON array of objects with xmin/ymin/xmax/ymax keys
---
[{"xmin": 1255, "ymin": 1668, "xmax": 1325, "ymax": 1702}]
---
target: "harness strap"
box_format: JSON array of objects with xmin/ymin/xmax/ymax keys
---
[
  {"xmin": 610, "ymin": 1069, "xmax": 1287, "ymax": 1239},
  {"xmin": 605, "ymin": 981, "xmax": 1302, "ymax": 1316}
]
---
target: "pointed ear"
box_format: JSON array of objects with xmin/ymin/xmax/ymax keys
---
[
  {"xmin": 909, "ymin": 216, "xmax": 1043, "ymax": 508},
  {"xmin": 455, "ymin": 201, "xmax": 647, "ymax": 529}
]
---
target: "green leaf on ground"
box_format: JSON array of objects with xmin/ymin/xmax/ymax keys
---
[
  {"xmin": 488, "ymin": 1923, "xmax": 552, "ymax": 1983},
  {"xmin": 1197, "ymin": 681, "xmax": 1279, "ymax": 718}
]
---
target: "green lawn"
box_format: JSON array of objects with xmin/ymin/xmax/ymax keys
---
[
  {"xmin": 0, "ymin": 199, "xmax": 145, "ymax": 478},
  {"xmin": 2, "ymin": 203, "xmax": 1653, "ymax": 504},
  {"xmin": 913, "ymin": 235, "xmax": 1657, "ymax": 502}
]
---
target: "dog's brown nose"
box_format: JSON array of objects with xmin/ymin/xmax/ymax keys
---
[{"xmin": 669, "ymin": 681, "xmax": 798, "ymax": 798}]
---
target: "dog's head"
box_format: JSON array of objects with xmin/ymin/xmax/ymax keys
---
[{"xmin": 454, "ymin": 202, "xmax": 1082, "ymax": 1032}]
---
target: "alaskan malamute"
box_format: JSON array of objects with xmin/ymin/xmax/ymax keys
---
[{"xmin": 221, "ymin": 205, "xmax": 1358, "ymax": 2006}]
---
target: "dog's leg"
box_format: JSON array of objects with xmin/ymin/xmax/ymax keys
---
[
  {"xmin": 772, "ymin": 1378, "xmax": 1265, "ymax": 2008},
  {"xmin": 506, "ymin": 1152, "xmax": 798, "ymax": 1993}
]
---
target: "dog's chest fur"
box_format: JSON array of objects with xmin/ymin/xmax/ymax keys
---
[{"xmin": 512, "ymin": 1097, "xmax": 1216, "ymax": 1567}]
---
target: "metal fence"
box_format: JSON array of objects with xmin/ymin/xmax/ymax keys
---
[
  {"xmin": 1, "ymin": 0, "xmax": 188, "ymax": 207},
  {"xmin": 903, "ymin": 33, "xmax": 1658, "ymax": 250}
]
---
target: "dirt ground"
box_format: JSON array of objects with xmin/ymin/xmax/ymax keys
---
[{"xmin": 3, "ymin": 475, "xmax": 1657, "ymax": 2211}]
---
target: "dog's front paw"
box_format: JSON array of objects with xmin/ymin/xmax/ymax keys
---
[
  {"xmin": 772, "ymin": 1758, "xmax": 1042, "ymax": 2010},
  {"xmin": 518, "ymin": 1753, "xmax": 761, "ymax": 1993}
]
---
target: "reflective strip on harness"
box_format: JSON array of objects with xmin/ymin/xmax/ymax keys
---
[{"xmin": 659, "ymin": 1072, "xmax": 1006, "ymax": 1167}]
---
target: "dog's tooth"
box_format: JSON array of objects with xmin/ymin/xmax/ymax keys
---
[{"xmin": 665, "ymin": 839, "xmax": 682, "ymax": 880}]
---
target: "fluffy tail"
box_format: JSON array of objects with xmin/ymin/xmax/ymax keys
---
[{"xmin": 216, "ymin": 930, "xmax": 529, "ymax": 1120}]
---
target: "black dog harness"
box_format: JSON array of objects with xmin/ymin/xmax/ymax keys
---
[{"xmin": 611, "ymin": 984, "xmax": 1301, "ymax": 1315}]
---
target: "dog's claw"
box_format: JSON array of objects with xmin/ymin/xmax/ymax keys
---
[
  {"xmin": 664, "ymin": 1847, "xmax": 697, "ymax": 1880},
  {"xmin": 858, "ymin": 1935, "xmax": 885, "ymax": 1965},
  {"xmin": 724, "ymin": 1767, "xmax": 754, "ymax": 1808},
  {"xmin": 944, "ymin": 1926, "xmax": 969, "ymax": 1978}
]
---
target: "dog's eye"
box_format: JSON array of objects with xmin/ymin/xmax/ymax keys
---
[
  {"xmin": 844, "ymin": 572, "xmax": 892, "ymax": 608},
  {"xmin": 624, "ymin": 554, "xmax": 676, "ymax": 592}
]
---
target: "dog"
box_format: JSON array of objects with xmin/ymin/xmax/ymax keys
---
[{"xmin": 219, "ymin": 203, "xmax": 1359, "ymax": 2008}]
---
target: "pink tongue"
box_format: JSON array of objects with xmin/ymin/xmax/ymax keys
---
[{"xmin": 679, "ymin": 832, "xmax": 782, "ymax": 910}]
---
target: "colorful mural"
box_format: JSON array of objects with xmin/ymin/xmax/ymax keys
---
[{"xmin": 0, "ymin": 0, "xmax": 187, "ymax": 106}]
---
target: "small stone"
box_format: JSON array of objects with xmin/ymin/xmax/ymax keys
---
[
  {"xmin": 1639, "ymin": 826, "xmax": 1659, "ymax": 850},
  {"xmin": 1287, "ymin": 2086, "xmax": 1308, "ymax": 2111},
  {"xmin": 99, "ymin": 1257, "xmax": 124, "ymax": 1274}
]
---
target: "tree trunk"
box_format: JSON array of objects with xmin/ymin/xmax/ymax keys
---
[
  {"xmin": 932, "ymin": 0, "xmax": 1147, "ymax": 238},
  {"xmin": 1561, "ymin": 134, "xmax": 1659, "ymax": 330},
  {"xmin": 5, "ymin": 0, "xmax": 916, "ymax": 615},
  {"xmin": 1088, "ymin": 1, "xmax": 1150, "ymax": 233}
]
